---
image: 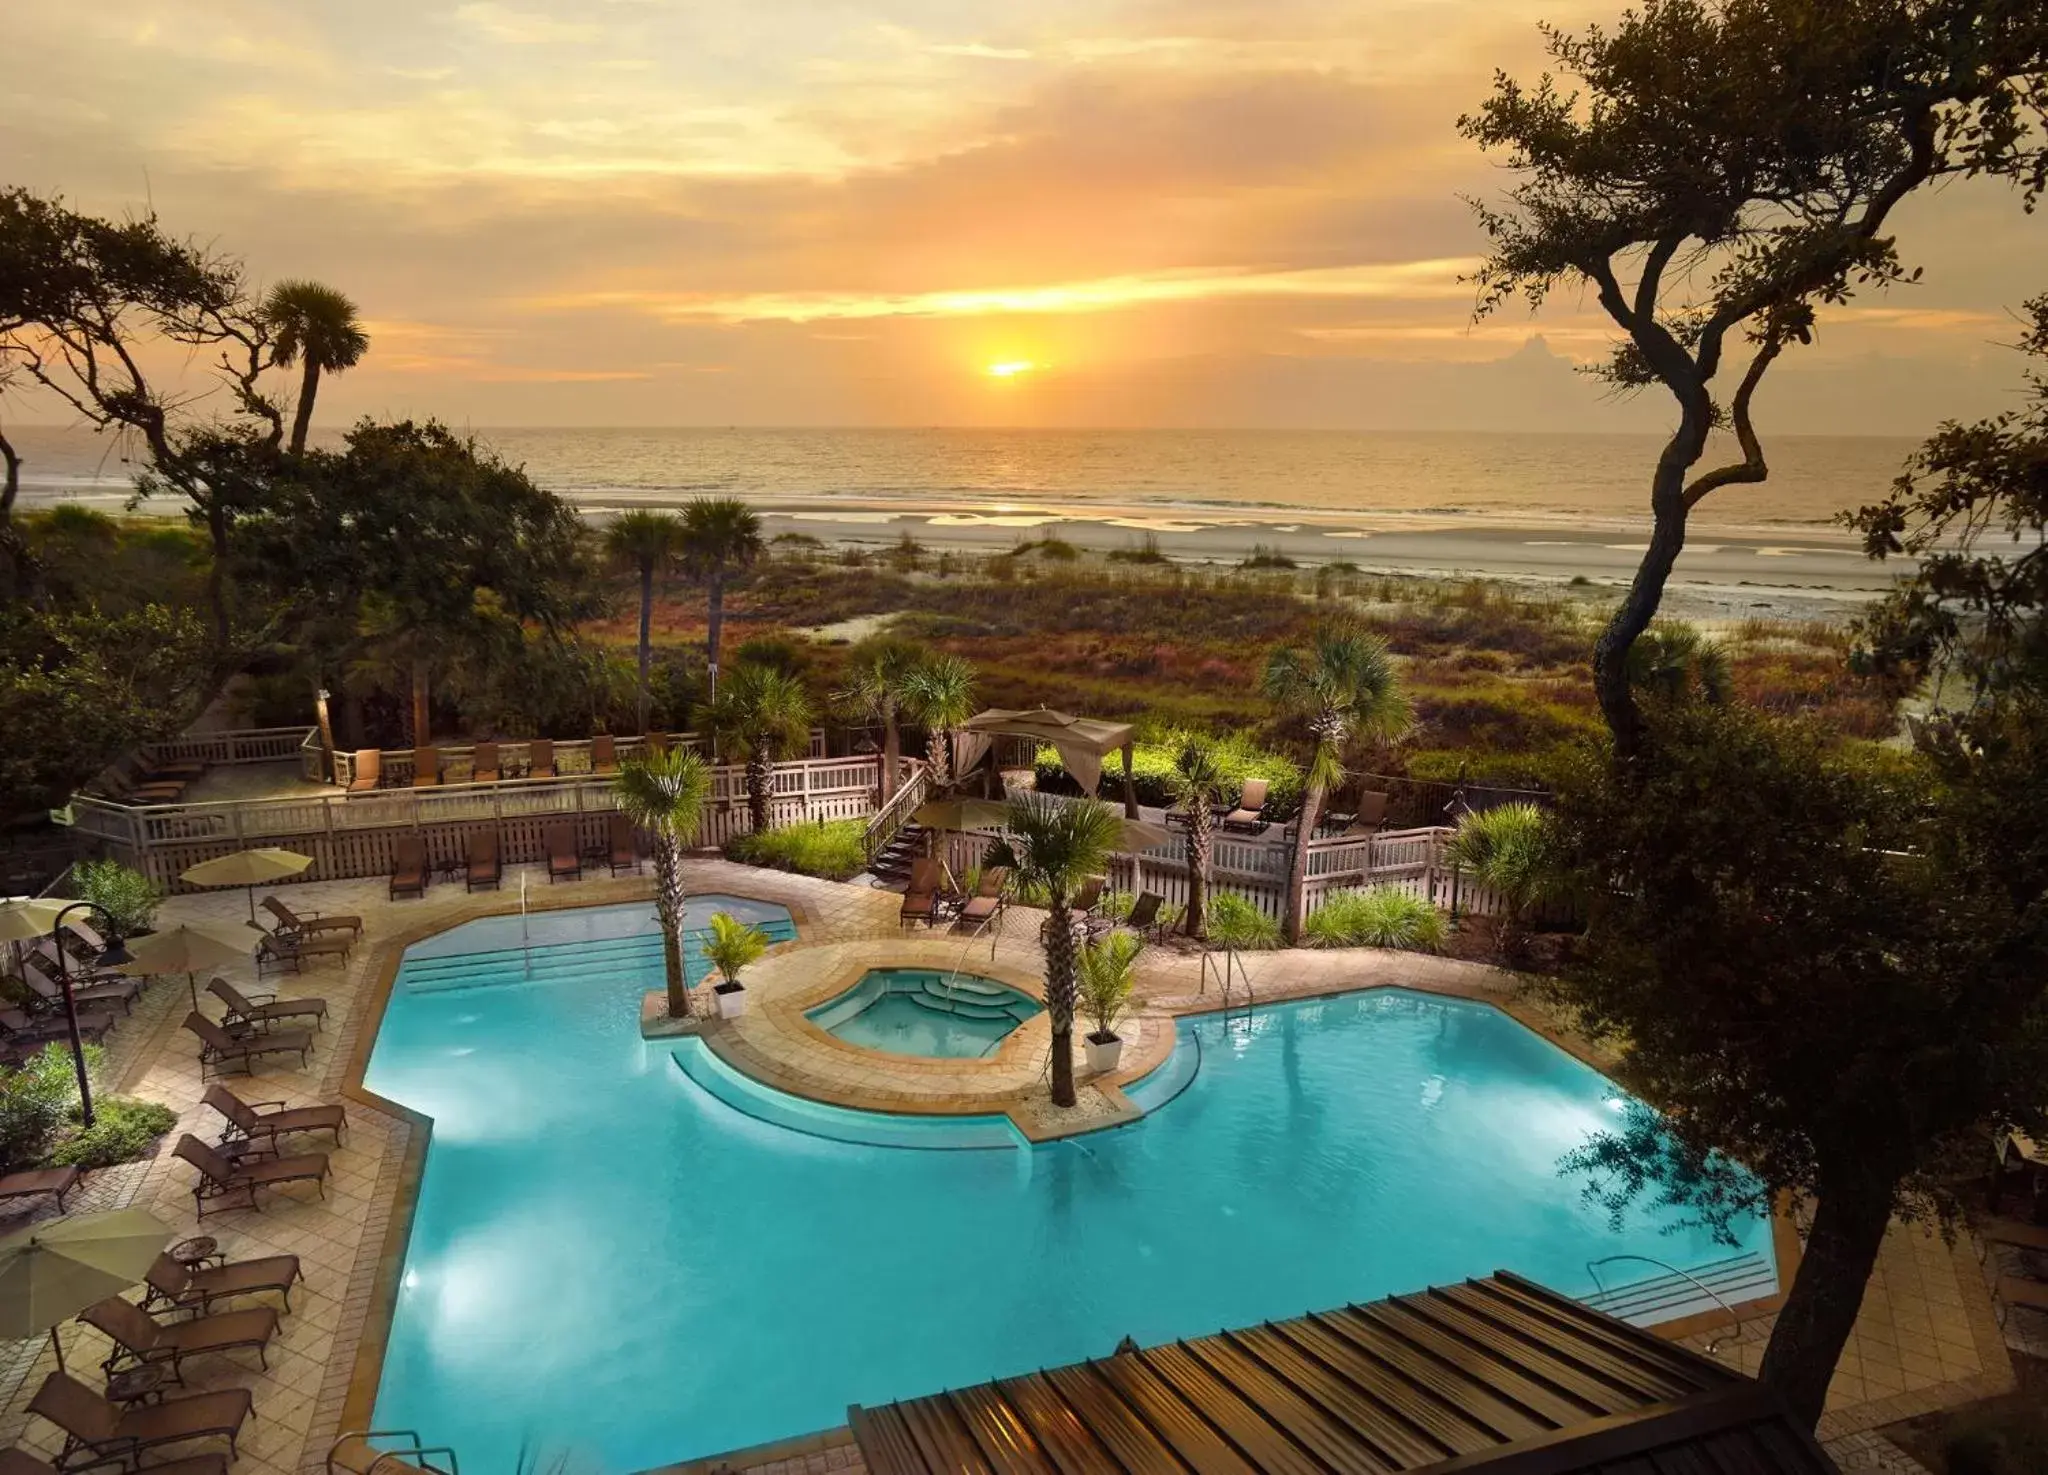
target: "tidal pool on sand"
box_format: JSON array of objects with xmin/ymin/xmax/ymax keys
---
[{"xmin": 365, "ymin": 909, "xmax": 1775, "ymax": 1472}]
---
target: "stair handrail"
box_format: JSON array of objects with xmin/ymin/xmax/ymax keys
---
[
  {"xmin": 1585, "ymin": 1253, "xmax": 1746, "ymax": 1354},
  {"xmin": 328, "ymin": 1430, "xmax": 460, "ymax": 1475},
  {"xmin": 862, "ymin": 761, "xmax": 931, "ymax": 864}
]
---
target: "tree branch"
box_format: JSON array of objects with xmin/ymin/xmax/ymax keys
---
[{"xmin": 1684, "ymin": 331, "xmax": 1788, "ymax": 509}]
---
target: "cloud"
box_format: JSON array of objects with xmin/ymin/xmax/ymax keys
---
[{"xmin": 453, "ymin": 3, "xmax": 600, "ymax": 45}]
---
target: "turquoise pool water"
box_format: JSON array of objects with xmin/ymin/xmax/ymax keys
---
[
  {"xmin": 366, "ymin": 917, "xmax": 1776, "ymax": 1472},
  {"xmin": 806, "ymin": 968, "xmax": 1042, "ymax": 1057}
]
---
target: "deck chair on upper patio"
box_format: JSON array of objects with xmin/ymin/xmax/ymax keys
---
[
  {"xmin": 347, "ymin": 748, "xmax": 382, "ymax": 793},
  {"xmin": 900, "ymin": 857, "xmax": 945, "ymax": 928},
  {"xmin": 1223, "ymin": 778, "xmax": 1270, "ymax": 833},
  {"xmin": 467, "ymin": 829, "xmax": 502, "ymax": 891},
  {"xmin": 590, "ymin": 733, "xmax": 618, "ymax": 774},
  {"xmin": 206, "ymin": 976, "xmax": 327, "ymax": 1032},
  {"xmin": 1342, "ymin": 790, "xmax": 1390, "ymax": 837},
  {"xmin": 546, "ymin": 824, "xmax": 581, "ymax": 882},
  {"xmin": 261, "ymin": 894, "xmax": 361, "ymax": 941},
  {"xmin": 470, "ymin": 741, "xmax": 501, "ymax": 784},
  {"xmin": 642, "ymin": 731, "xmax": 668, "ymax": 760},
  {"xmin": 390, "ymin": 835, "xmax": 427, "ymax": 899},
  {"xmin": 529, "ymin": 738, "xmax": 556, "ymax": 780},
  {"xmin": 410, "ymin": 746, "xmax": 441, "ymax": 788},
  {"xmin": 171, "ymin": 1133, "xmax": 328, "ymax": 1216},
  {"xmin": 607, "ymin": 812, "xmax": 640, "ymax": 875},
  {"xmin": 1122, "ymin": 890, "xmax": 1170, "ymax": 940},
  {"xmin": 27, "ymin": 1371, "xmax": 253, "ymax": 1468}
]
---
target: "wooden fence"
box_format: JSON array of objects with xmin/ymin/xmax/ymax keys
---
[
  {"xmin": 67, "ymin": 756, "xmax": 885, "ymax": 891},
  {"xmin": 325, "ymin": 728, "xmax": 829, "ymax": 788}
]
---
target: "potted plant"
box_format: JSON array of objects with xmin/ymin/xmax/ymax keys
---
[
  {"xmin": 1077, "ymin": 930, "xmax": 1143, "ymax": 1074},
  {"xmin": 701, "ymin": 911, "xmax": 770, "ymax": 1019}
]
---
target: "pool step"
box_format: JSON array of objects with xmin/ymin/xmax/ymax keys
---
[
  {"xmin": 399, "ymin": 924, "xmax": 799, "ymax": 995},
  {"xmin": 1124, "ymin": 1029, "xmax": 1201, "ymax": 1114},
  {"xmin": 1581, "ymin": 1250, "xmax": 1776, "ymax": 1325}
]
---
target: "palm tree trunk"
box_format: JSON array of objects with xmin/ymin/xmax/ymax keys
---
[
  {"xmin": 651, "ymin": 833, "xmax": 691, "ymax": 1017},
  {"xmin": 289, "ymin": 360, "xmax": 321, "ymax": 457},
  {"xmin": 635, "ymin": 559, "xmax": 654, "ymax": 734},
  {"xmin": 881, "ymin": 705, "xmax": 901, "ymax": 800},
  {"xmin": 706, "ymin": 573, "xmax": 726, "ymax": 699},
  {"xmin": 926, "ymin": 729, "xmax": 950, "ymax": 790},
  {"xmin": 1284, "ymin": 780, "xmax": 1325, "ymax": 944},
  {"xmin": 1046, "ymin": 895, "xmax": 1078, "ymax": 1107},
  {"xmin": 746, "ymin": 754, "xmax": 771, "ymax": 833},
  {"xmin": 410, "ymin": 658, "xmax": 431, "ymax": 744},
  {"xmin": 1185, "ymin": 806, "xmax": 1213, "ymax": 939}
]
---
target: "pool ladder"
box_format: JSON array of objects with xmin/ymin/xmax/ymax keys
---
[
  {"xmin": 1201, "ymin": 944, "xmax": 1255, "ymax": 1035},
  {"xmin": 1585, "ymin": 1253, "xmax": 1745, "ymax": 1354},
  {"xmin": 327, "ymin": 1431, "xmax": 459, "ymax": 1475}
]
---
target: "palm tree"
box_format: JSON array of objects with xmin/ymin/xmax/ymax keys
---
[
  {"xmin": 901, "ymin": 653, "xmax": 977, "ymax": 790},
  {"xmin": 1262, "ymin": 619, "xmax": 1410, "ymax": 943},
  {"xmin": 264, "ymin": 280, "xmax": 370, "ymax": 456},
  {"xmin": 1166, "ymin": 736, "xmax": 1227, "ymax": 940},
  {"xmin": 986, "ymin": 792, "xmax": 1124, "ymax": 1108},
  {"xmin": 835, "ymin": 635, "xmax": 927, "ymax": 799},
  {"xmin": 1444, "ymin": 802, "xmax": 1558, "ymax": 958},
  {"xmin": 678, "ymin": 497, "xmax": 764, "ymax": 708},
  {"xmin": 605, "ymin": 510, "xmax": 686, "ymax": 734},
  {"xmin": 706, "ymin": 662, "xmax": 814, "ymax": 833},
  {"xmin": 612, "ymin": 748, "xmax": 712, "ymax": 1018},
  {"xmin": 1627, "ymin": 621, "xmax": 1732, "ymax": 704}
]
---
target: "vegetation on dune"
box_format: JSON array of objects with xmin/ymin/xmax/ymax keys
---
[
  {"xmin": 706, "ymin": 660, "xmax": 815, "ymax": 833},
  {"xmin": 1035, "ymin": 732, "xmax": 1302, "ymax": 817},
  {"xmin": 1302, "ymin": 887, "xmax": 1447, "ymax": 951},
  {"xmin": 723, "ymin": 819, "xmax": 867, "ymax": 882}
]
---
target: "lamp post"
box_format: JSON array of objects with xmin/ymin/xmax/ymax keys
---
[{"xmin": 48, "ymin": 901, "xmax": 130, "ymax": 1128}]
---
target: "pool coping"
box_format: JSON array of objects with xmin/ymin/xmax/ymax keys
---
[{"xmin": 325, "ymin": 882, "xmax": 1805, "ymax": 1472}]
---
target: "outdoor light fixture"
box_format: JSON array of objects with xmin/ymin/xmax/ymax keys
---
[{"xmin": 49, "ymin": 900, "xmax": 127, "ymax": 1127}]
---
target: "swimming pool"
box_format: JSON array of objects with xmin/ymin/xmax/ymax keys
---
[
  {"xmin": 365, "ymin": 920, "xmax": 1776, "ymax": 1472},
  {"xmin": 806, "ymin": 968, "xmax": 1042, "ymax": 1057}
]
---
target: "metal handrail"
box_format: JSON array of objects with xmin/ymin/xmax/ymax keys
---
[
  {"xmin": 328, "ymin": 1430, "xmax": 460, "ymax": 1475},
  {"xmin": 1585, "ymin": 1253, "xmax": 1745, "ymax": 1354}
]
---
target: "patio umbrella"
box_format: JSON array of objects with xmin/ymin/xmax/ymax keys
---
[
  {"xmin": 0, "ymin": 899, "xmax": 69, "ymax": 944},
  {"xmin": 911, "ymin": 798, "xmax": 1011, "ymax": 832},
  {"xmin": 0, "ymin": 1208, "xmax": 172, "ymax": 1371},
  {"xmin": 179, "ymin": 847, "xmax": 313, "ymax": 926},
  {"xmin": 112, "ymin": 922, "xmax": 253, "ymax": 1012}
]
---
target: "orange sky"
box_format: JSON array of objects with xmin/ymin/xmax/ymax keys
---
[{"xmin": 6, "ymin": 0, "xmax": 2044, "ymax": 432}]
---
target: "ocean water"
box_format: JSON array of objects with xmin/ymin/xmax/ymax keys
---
[
  {"xmin": 364, "ymin": 902, "xmax": 1777, "ymax": 1471},
  {"xmin": 10, "ymin": 423, "xmax": 1916, "ymax": 528}
]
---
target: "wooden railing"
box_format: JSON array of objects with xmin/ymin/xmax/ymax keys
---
[
  {"xmin": 328, "ymin": 728, "xmax": 829, "ymax": 788},
  {"xmin": 67, "ymin": 755, "xmax": 884, "ymax": 891},
  {"xmin": 862, "ymin": 764, "xmax": 931, "ymax": 863},
  {"xmin": 142, "ymin": 727, "xmax": 318, "ymax": 768}
]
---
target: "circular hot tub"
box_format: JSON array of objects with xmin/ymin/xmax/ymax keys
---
[{"xmin": 805, "ymin": 968, "xmax": 1042, "ymax": 1059}]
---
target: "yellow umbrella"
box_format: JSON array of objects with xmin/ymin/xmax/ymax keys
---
[
  {"xmin": 0, "ymin": 1208, "xmax": 172, "ymax": 1370},
  {"xmin": 180, "ymin": 847, "xmax": 313, "ymax": 925},
  {"xmin": 0, "ymin": 898, "xmax": 69, "ymax": 945},
  {"xmin": 912, "ymin": 799, "xmax": 1011, "ymax": 832},
  {"xmin": 112, "ymin": 922, "xmax": 254, "ymax": 1012}
]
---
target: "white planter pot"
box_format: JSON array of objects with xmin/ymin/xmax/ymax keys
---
[
  {"xmin": 1084, "ymin": 1032, "xmax": 1124, "ymax": 1074},
  {"xmin": 714, "ymin": 984, "xmax": 748, "ymax": 1019}
]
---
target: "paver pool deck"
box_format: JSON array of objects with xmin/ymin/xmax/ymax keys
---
[{"xmin": 0, "ymin": 859, "xmax": 2017, "ymax": 1475}]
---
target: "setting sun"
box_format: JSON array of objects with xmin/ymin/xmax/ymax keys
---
[{"xmin": 986, "ymin": 359, "xmax": 1038, "ymax": 378}]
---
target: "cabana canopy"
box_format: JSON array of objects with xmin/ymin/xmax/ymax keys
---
[{"xmin": 961, "ymin": 707, "xmax": 1139, "ymax": 817}]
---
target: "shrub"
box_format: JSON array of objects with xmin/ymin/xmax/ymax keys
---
[
  {"xmin": 700, "ymin": 912, "xmax": 772, "ymax": 987},
  {"xmin": 1077, "ymin": 930, "xmax": 1143, "ymax": 1040},
  {"xmin": 723, "ymin": 819, "xmax": 866, "ymax": 881},
  {"xmin": 1035, "ymin": 732, "xmax": 1303, "ymax": 817},
  {"xmin": 70, "ymin": 859, "xmax": 163, "ymax": 935},
  {"xmin": 1239, "ymin": 545, "xmax": 1297, "ymax": 570},
  {"xmin": 49, "ymin": 1096, "xmax": 178, "ymax": 1169},
  {"xmin": 1445, "ymin": 802, "xmax": 1561, "ymax": 936},
  {"xmin": 1303, "ymin": 887, "xmax": 1447, "ymax": 951},
  {"xmin": 1206, "ymin": 892, "xmax": 1281, "ymax": 950},
  {"xmin": 0, "ymin": 1045, "xmax": 85, "ymax": 1175}
]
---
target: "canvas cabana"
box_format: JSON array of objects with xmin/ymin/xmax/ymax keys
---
[{"xmin": 959, "ymin": 707, "xmax": 1139, "ymax": 818}]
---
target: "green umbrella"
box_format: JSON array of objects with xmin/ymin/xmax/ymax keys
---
[
  {"xmin": 0, "ymin": 899, "xmax": 69, "ymax": 944},
  {"xmin": 0, "ymin": 1208, "xmax": 172, "ymax": 1370},
  {"xmin": 911, "ymin": 798, "xmax": 1011, "ymax": 832},
  {"xmin": 112, "ymin": 922, "xmax": 254, "ymax": 1012},
  {"xmin": 180, "ymin": 847, "xmax": 313, "ymax": 926}
]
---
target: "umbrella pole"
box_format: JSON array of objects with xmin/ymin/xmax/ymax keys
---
[
  {"xmin": 188, "ymin": 971, "xmax": 200, "ymax": 1014},
  {"xmin": 246, "ymin": 885, "xmax": 259, "ymax": 927},
  {"xmin": 49, "ymin": 1324, "xmax": 65, "ymax": 1372}
]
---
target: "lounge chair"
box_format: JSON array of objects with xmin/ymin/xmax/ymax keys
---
[
  {"xmin": 348, "ymin": 748, "xmax": 382, "ymax": 793},
  {"xmin": 411, "ymin": 745, "xmax": 441, "ymax": 788},
  {"xmin": 262, "ymin": 893, "xmax": 363, "ymax": 940},
  {"xmin": 172, "ymin": 1133, "xmax": 329, "ymax": 1216},
  {"xmin": 142, "ymin": 753, "xmax": 207, "ymax": 781},
  {"xmin": 471, "ymin": 740, "xmax": 501, "ymax": 784},
  {"xmin": 1344, "ymin": 790, "xmax": 1390, "ymax": 836},
  {"xmin": 27, "ymin": 1371, "xmax": 253, "ymax": 1466},
  {"xmin": 2, "ymin": 1446, "xmax": 225, "ymax": 1475},
  {"xmin": 79, "ymin": 1294, "xmax": 279, "ymax": 1379},
  {"xmin": 204, "ymin": 1082, "xmax": 347, "ymax": 1149},
  {"xmin": 391, "ymin": 834, "xmax": 427, "ymax": 899},
  {"xmin": 2, "ymin": 1006, "xmax": 115, "ymax": 1049},
  {"xmin": 0, "ymin": 1166, "xmax": 80, "ymax": 1211},
  {"xmin": 529, "ymin": 738, "xmax": 556, "ymax": 780},
  {"xmin": 145, "ymin": 1247, "xmax": 303, "ymax": 1316},
  {"xmin": 643, "ymin": 731, "xmax": 668, "ymax": 759},
  {"xmin": 466, "ymin": 828, "xmax": 503, "ymax": 892},
  {"xmin": 547, "ymin": 824, "xmax": 580, "ymax": 883},
  {"xmin": 590, "ymin": 733, "xmax": 618, "ymax": 774},
  {"xmin": 1123, "ymin": 890, "xmax": 1169, "ymax": 939},
  {"xmin": 23, "ymin": 950, "xmax": 143, "ymax": 1013},
  {"xmin": 608, "ymin": 812, "xmax": 639, "ymax": 875},
  {"xmin": 255, "ymin": 925, "xmax": 352, "ymax": 976},
  {"xmin": 1223, "ymin": 778, "xmax": 1270, "ymax": 832},
  {"xmin": 958, "ymin": 866, "xmax": 1009, "ymax": 929},
  {"xmin": 97, "ymin": 770, "xmax": 187, "ymax": 805},
  {"xmin": 207, "ymin": 976, "xmax": 328, "ymax": 1032},
  {"xmin": 1980, "ymin": 1217, "xmax": 2048, "ymax": 1254},
  {"xmin": 1995, "ymin": 1275, "xmax": 2048, "ymax": 1326},
  {"xmin": 900, "ymin": 857, "xmax": 944, "ymax": 928},
  {"xmin": 183, "ymin": 1013, "xmax": 313, "ymax": 1076}
]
